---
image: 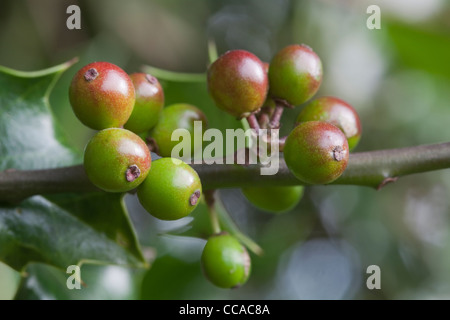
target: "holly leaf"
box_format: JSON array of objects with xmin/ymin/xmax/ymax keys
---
[
  {"xmin": 0, "ymin": 60, "xmax": 80, "ymax": 170},
  {"xmin": 0, "ymin": 60, "xmax": 147, "ymax": 272}
]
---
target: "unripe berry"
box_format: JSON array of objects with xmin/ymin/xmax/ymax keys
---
[
  {"xmin": 69, "ymin": 62, "xmax": 135, "ymax": 130},
  {"xmin": 137, "ymin": 158, "xmax": 202, "ymax": 221},
  {"xmin": 296, "ymin": 96, "xmax": 362, "ymax": 151},
  {"xmin": 84, "ymin": 128, "xmax": 151, "ymax": 192},
  {"xmin": 201, "ymin": 232, "xmax": 251, "ymax": 289},
  {"xmin": 284, "ymin": 121, "xmax": 349, "ymax": 184},
  {"xmin": 269, "ymin": 44, "xmax": 323, "ymax": 106},
  {"xmin": 242, "ymin": 186, "xmax": 304, "ymax": 213},
  {"xmin": 207, "ymin": 50, "xmax": 268, "ymax": 119},
  {"xmin": 150, "ymin": 103, "xmax": 207, "ymax": 157},
  {"xmin": 124, "ymin": 73, "xmax": 164, "ymax": 134}
]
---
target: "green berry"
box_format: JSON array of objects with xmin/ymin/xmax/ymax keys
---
[
  {"xmin": 242, "ymin": 185, "xmax": 304, "ymax": 213},
  {"xmin": 137, "ymin": 157, "xmax": 202, "ymax": 220},
  {"xmin": 124, "ymin": 73, "xmax": 164, "ymax": 133},
  {"xmin": 269, "ymin": 44, "xmax": 323, "ymax": 106},
  {"xmin": 296, "ymin": 96, "xmax": 362, "ymax": 151},
  {"xmin": 207, "ymin": 50, "xmax": 268, "ymax": 119},
  {"xmin": 69, "ymin": 62, "xmax": 135, "ymax": 130},
  {"xmin": 284, "ymin": 121, "xmax": 349, "ymax": 184},
  {"xmin": 84, "ymin": 128, "xmax": 151, "ymax": 192},
  {"xmin": 150, "ymin": 103, "xmax": 207, "ymax": 157},
  {"xmin": 201, "ymin": 232, "xmax": 251, "ymax": 289}
]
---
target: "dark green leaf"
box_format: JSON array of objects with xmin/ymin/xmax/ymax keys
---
[
  {"xmin": 0, "ymin": 195, "xmax": 146, "ymax": 271},
  {"xmin": 48, "ymin": 192, "xmax": 146, "ymax": 267},
  {"xmin": 387, "ymin": 22, "xmax": 450, "ymax": 79},
  {"xmin": 140, "ymin": 255, "xmax": 202, "ymax": 300}
]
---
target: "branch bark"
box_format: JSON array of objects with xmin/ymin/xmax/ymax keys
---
[{"xmin": 1, "ymin": 142, "xmax": 450, "ymax": 203}]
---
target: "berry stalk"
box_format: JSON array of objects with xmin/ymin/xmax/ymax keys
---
[
  {"xmin": 204, "ymin": 190, "xmax": 222, "ymax": 235},
  {"xmin": 268, "ymin": 104, "xmax": 285, "ymax": 129}
]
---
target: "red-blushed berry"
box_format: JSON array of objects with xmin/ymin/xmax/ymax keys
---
[
  {"xmin": 296, "ymin": 96, "xmax": 362, "ymax": 151},
  {"xmin": 84, "ymin": 128, "xmax": 151, "ymax": 192},
  {"xmin": 269, "ymin": 44, "xmax": 323, "ymax": 106},
  {"xmin": 124, "ymin": 73, "xmax": 164, "ymax": 134},
  {"xmin": 284, "ymin": 121, "xmax": 349, "ymax": 184},
  {"xmin": 207, "ymin": 50, "xmax": 268, "ymax": 119},
  {"xmin": 69, "ymin": 62, "xmax": 135, "ymax": 130}
]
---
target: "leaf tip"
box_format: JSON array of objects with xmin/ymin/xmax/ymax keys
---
[{"xmin": 65, "ymin": 57, "xmax": 79, "ymax": 69}]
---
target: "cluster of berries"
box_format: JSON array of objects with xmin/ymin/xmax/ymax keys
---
[
  {"xmin": 69, "ymin": 61, "xmax": 247, "ymax": 289},
  {"xmin": 69, "ymin": 62, "xmax": 202, "ymax": 222},
  {"xmin": 207, "ymin": 45, "xmax": 361, "ymax": 214},
  {"xmin": 68, "ymin": 42, "xmax": 362, "ymax": 289}
]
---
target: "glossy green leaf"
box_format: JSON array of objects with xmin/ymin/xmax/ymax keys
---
[
  {"xmin": 0, "ymin": 195, "xmax": 146, "ymax": 271},
  {"xmin": 0, "ymin": 60, "xmax": 80, "ymax": 170}
]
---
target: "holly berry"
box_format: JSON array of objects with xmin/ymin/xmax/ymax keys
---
[
  {"xmin": 150, "ymin": 103, "xmax": 207, "ymax": 158},
  {"xmin": 201, "ymin": 232, "xmax": 251, "ymax": 289},
  {"xmin": 268, "ymin": 44, "xmax": 323, "ymax": 106},
  {"xmin": 284, "ymin": 121, "xmax": 349, "ymax": 184},
  {"xmin": 296, "ymin": 96, "xmax": 362, "ymax": 151},
  {"xmin": 137, "ymin": 157, "xmax": 202, "ymax": 220},
  {"xmin": 69, "ymin": 62, "xmax": 135, "ymax": 130},
  {"xmin": 207, "ymin": 50, "xmax": 268, "ymax": 119},
  {"xmin": 124, "ymin": 73, "xmax": 164, "ymax": 134},
  {"xmin": 84, "ymin": 128, "xmax": 151, "ymax": 192},
  {"xmin": 242, "ymin": 185, "xmax": 304, "ymax": 213}
]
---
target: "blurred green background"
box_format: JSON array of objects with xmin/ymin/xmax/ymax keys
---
[{"xmin": 2, "ymin": 0, "xmax": 450, "ymax": 300}]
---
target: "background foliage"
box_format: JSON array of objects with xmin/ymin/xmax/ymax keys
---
[{"xmin": 1, "ymin": 0, "xmax": 450, "ymax": 299}]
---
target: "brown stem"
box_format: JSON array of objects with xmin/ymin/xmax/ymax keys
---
[
  {"xmin": 0, "ymin": 165, "xmax": 98, "ymax": 204},
  {"xmin": 2, "ymin": 142, "xmax": 450, "ymax": 203}
]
